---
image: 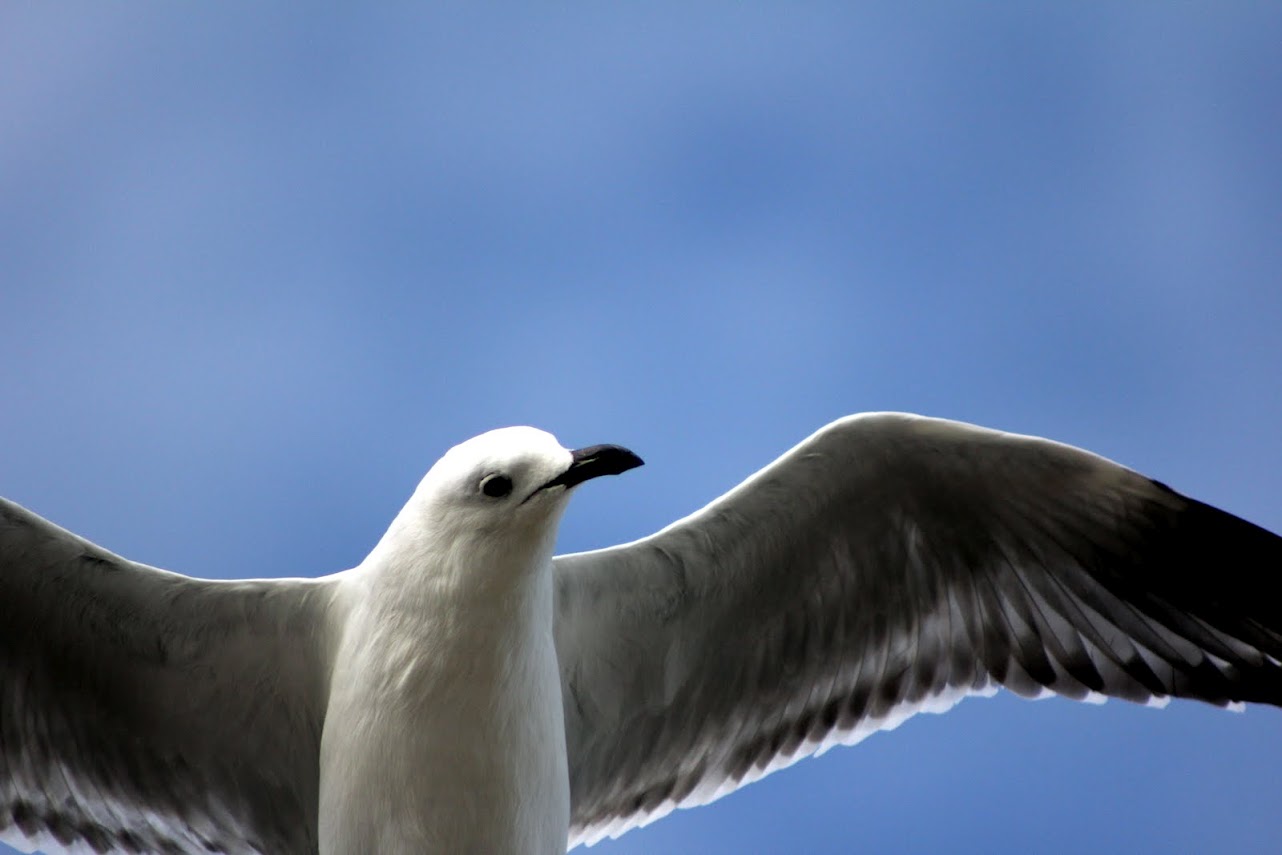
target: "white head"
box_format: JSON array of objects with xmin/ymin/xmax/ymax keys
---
[{"xmin": 370, "ymin": 427, "xmax": 643, "ymax": 583}]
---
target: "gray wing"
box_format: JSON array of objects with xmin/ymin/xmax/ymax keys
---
[
  {"xmin": 553, "ymin": 413, "xmax": 1282, "ymax": 847},
  {"xmin": 0, "ymin": 497, "xmax": 338, "ymax": 855}
]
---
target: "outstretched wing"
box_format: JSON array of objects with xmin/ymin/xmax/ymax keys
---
[
  {"xmin": 553, "ymin": 413, "xmax": 1282, "ymax": 846},
  {"xmin": 0, "ymin": 498, "xmax": 338, "ymax": 854}
]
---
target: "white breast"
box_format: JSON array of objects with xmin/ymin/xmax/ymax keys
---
[{"xmin": 318, "ymin": 564, "xmax": 570, "ymax": 855}]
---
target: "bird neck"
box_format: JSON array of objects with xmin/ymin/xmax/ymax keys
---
[{"xmin": 362, "ymin": 493, "xmax": 563, "ymax": 606}]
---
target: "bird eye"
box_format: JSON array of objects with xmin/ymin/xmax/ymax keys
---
[{"xmin": 480, "ymin": 474, "xmax": 513, "ymax": 499}]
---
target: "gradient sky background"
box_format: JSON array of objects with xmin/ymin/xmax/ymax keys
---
[{"xmin": 2, "ymin": 5, "xmax": 1281, "ymax": 854}]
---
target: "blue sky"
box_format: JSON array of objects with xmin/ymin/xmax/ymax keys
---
[{"xmin": 2, "ymin": 5, "xmax": 1281, "ymax": 854}]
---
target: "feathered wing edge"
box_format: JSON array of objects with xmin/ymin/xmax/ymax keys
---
[
  {"xmin": 553, "ymin": 413, "xmax": 1282, "ymax": 847},
  {"xmin": 0, "ymin": 498, "xmax": 339, "ymax": 854}
]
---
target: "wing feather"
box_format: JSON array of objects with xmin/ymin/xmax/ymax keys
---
[
  {"xmin": 0, "ymin": 498, "xmax": 336, "ymax": 854},
  {"xmin": 554, "ymin": 413, "xmax": 1282, "ymax": 846}
]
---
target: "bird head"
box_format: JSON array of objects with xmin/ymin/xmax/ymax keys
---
[{"xmin": 369, "ymin": 427, "xmax": 643, "ymax": 582}]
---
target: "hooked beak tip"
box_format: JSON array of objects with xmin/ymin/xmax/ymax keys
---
[{"xmin": 542, "ymin": 444, "xmax": 643, "ymax": 492}]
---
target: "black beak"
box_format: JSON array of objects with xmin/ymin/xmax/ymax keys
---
[{"xmin": 539, "ymin": 444, "xmax": 644, "ymax": 493}]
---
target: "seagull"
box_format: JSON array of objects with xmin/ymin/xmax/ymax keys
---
[{"xmin": 2, "ymin": 413, "xmax": 1281, "ymax": 854}]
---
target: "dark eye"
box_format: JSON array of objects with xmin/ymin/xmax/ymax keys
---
[{"xmin": 480, "ymin": 474, "xmax": 513, "ymax": 498}]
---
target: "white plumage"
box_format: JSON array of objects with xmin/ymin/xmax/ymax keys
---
[{"xmin": 3, "ymin": 414, "xmax": 1281, "ymax": 854}]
